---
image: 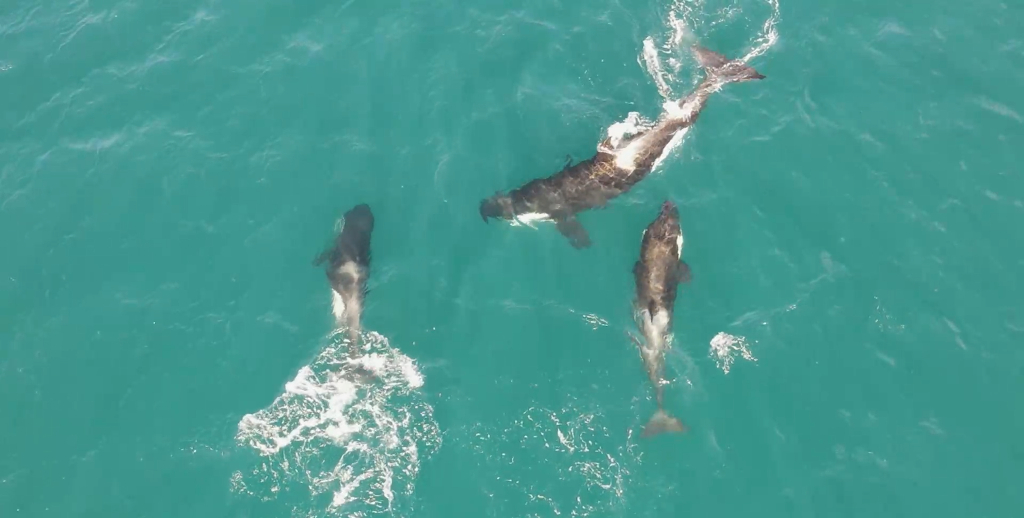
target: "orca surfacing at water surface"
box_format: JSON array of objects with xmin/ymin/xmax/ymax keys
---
[
  {"xmin": 631, "ymin": 200, "xmax": 691, "ymax": 438},
  {"xmin": 314, "ymin": 203, "xmax": 374, "ymax": 350},
  {"xmin": 479, "ymin": 45, "xmax": 765, "ymax": 249}
]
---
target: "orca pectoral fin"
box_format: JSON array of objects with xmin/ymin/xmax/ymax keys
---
[
  {"xmin": 555, "ymin": 217, "xmax": 591, "ymax": 249},
  {"xmin": 675, "ymin": 260, "xmax": 692, "ymax": 283},
  {"xmin": 313, "ymin": 248, "xmax": 331, "ymax": 267}
]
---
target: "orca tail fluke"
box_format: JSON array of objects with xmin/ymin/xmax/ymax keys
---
[
  {"xmin": 641, "ymin": 408, "xmax": 687, "ymax": 438},
  {"xmin": 693, "ymin": 45, "xmax": 765, "ymax": 83}
]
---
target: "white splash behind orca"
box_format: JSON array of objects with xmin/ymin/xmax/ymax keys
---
[{"xmin": 479, "ymin": 46, "xmax": 764, "ymax": 249}]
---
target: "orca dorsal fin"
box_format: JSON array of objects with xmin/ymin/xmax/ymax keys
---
[{"xmin": 313, "ymin": 246, "xmax": 333, "ymax": 267}]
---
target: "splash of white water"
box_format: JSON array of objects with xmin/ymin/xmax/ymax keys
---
[
  {"xmin": 638, "ymin": 0, "xmax": 782, "ymax": 103},
  {"xmin": 232, "ymin": 329, "xmax": 440, "ymax": 516},
  {"xmin": 709, "ymin": 332, "xmax": 757, "ymax": 374}
]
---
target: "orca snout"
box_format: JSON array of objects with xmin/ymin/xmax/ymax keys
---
[
  {"xmin": 479, "ymin": 200, "xmax": 494, "ymax": 223},
  {"xmin": 344, "ymin": 204, "xmax": 374, "ymax": 231},
  {"xmin": 479, "ymin": 195, "xmax": 510, "ymax": 223}
]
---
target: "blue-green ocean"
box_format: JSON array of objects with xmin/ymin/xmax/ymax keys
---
[{"xmin": 3, "ymin": 0, "xmax": 1023, "ymax": 516}]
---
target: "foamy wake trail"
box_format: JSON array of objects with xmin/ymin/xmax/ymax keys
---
[
  {"xmin": 742, "ymin": 0, "xmax": 781, "ymax": 63},
  {"xmin": 640, "ymin": 5, "xmax": 696, "ymax": 101},
  {"xmin": 637, "ymin": 0, "xmax": 782, "ymax": 103},
  {"xmin": 468, "ymin": 404, "xmax": 640, "ymax": 517},
  {"xmin": 232, "ymin": 329, "xmax": 440, "ymax": 517}
]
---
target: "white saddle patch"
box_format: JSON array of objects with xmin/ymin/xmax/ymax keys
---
[{"xmin": 331, "ymin": 289, "xmax": 346, "ymax": 322}]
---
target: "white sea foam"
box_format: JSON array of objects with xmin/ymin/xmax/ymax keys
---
[
  {"xmin": 232, "ymin": 329, "xmax": 440, "ymax": 516},
  {"xmin": 709, "ymin": 332, "xmax": 757, "ymax": 374},
  {"xmin": 466, "ymin": 404, "xmax": 641, "ymax": 517},
  {"xmin": 638, "ymin": 0, "xmax": 781, "ymax": 102}
]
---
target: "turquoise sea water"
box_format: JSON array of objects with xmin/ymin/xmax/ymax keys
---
[{"xmin": 3, "ymin": 0, "xmax": 1023, "ymax": 516}]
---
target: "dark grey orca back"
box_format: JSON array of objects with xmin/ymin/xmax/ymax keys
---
[{"xmin": 336, "ymin": 204, "xmax": 374, "ymax": 268}]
